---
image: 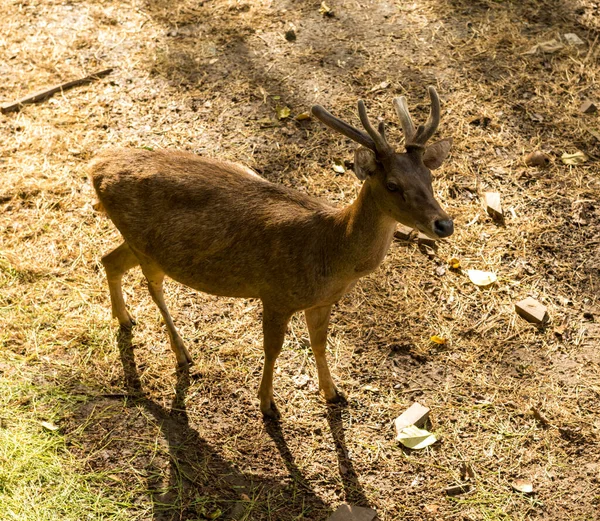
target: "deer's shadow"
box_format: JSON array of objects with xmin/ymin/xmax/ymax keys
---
[{"xmin": 113, "ymin": 327, "xmax": 371, "ymax": 520}]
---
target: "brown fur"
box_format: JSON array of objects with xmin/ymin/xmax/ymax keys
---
[{"xmin": 90, "ymin": 119, "xmax": 452, "ymax": 418}]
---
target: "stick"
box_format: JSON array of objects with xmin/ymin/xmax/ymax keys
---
[{"xmin": 1, "ymin": 68, "xmax": 113, "ymax": 114}]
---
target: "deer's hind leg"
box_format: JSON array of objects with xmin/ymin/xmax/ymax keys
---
[
  {"xmin": 101, "ymin": 242, "xmax": 140, "ymax": 328},
  {"xmin": 139, "ymin": 260, "xmax": 194, "ymax": 368}
]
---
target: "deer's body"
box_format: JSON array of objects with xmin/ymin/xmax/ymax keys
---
[
  {"xmin": 90, "ymin": 88, "xmax": 454, "ymax": 419},
  {"xmin": 92, "ymin": 149, "xmax": 394, "ymax": 311}
]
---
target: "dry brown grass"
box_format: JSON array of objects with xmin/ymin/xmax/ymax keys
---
[{"xmin": 1, "ymin": 0, "xmax": 599, "ymax": 520}]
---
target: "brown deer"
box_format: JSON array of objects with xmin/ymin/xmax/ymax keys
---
[{"xmin": 90, "ymin": 86, "xmax": 453, "ymax": 419}]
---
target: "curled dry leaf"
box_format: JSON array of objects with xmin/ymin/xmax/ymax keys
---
[
  {"xmin": 295, "ymin": 111, "xmax": 311, "ymax": 121},
  {"xmin": 512, "ymin": 480, "xmax": 534, "ymax": 494},
  {"xmin": 396, "ymin": 424, "xmax": 438, "ymax": 450},
  {"xmin": 319, "ymin": 1, "xmax": 333, "ymax": 16},
  {"xmin": 276, "ymin": 106, "xmax": 291, "ymax": 120},
  {"xmin": 449, "ymin": 257, "xmax": 461, "ymax": 269},
  {"xmin": 561, "ymin": 151, "xmax": 588, "ymax": 165},
  {"xmin": 467, "ymin": 269, "xmax": 497, "ymax": 287},
  {"xmin": 40, "ymin": 421, "xmax": 59, "ymax": 431},
  {"xmin": 430, "ymin": 335, "xmax": 447, "ymax": 345},
  {"xmin": 524, "ymin": 150, "xmax": 551, "ymax": 167},
  {"xmin": 332, "ymin": 159, "xmax": 345, "ymax": 173}
]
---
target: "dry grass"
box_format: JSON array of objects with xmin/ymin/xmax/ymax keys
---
[{"xmin": 1, "ymin": 0, "xmax": 599, "ymax": 519}]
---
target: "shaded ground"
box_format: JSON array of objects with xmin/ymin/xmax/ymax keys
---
[{"xmin": 1, "ymin": 0, "xmax": 599, "ymax": 519}]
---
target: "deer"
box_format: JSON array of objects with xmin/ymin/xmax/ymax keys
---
[{"xmin": 89, "ymin": 86, "xmax": 454, "ymax": 419}]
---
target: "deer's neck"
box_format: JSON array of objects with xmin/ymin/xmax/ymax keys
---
[{"xmin": 333, "ymin": 180, "xmax": 397, "ymax": 277}]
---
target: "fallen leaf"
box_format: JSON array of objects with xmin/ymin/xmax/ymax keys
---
[
  {"xmin": 523, "ymin": 39, "xmax": 564, "ymax": 54},
  {"xmin": 319, "ymin": 1, "xmax": 333, "ymax": 16},
  {"xmin": 362, "ymin": 384, "xmax": 379, "ymax": 393},
  {"xmin": 293, "ymin": 374, "xmax": 310, "ymax": 389},
  {"xmin": 276, "ymin": 106, "xmax": 291, "ymax": 120},
  {"xmin": 396, "ymin": 424, "xmax": 438, "ymax": 450},
  {"xmin": 295, "ymin": 111, "xmax": 311, "ymax": 121},
  {"xmin": 467, "ymin": 269, "xmax": 497, "ymax": 287},
  {"xmin": 40, "ymin": 421, "xmax": 59, "ymax": 431},
  {"xmin": 563, "ymin": 33, "xmax": 584, "ymax": 46},
  {"xmin": 561, "ymin": 151, "xmax": 588, "ymax": 165},
  {"xmin": 445, "ymin": 483, "xmax": 471, "ymax": 496},
  {"xmin": 394, "ymin": 402, "xmax": 430, "ymax": 433},
  {"xmin": 206, "ymin": 508, "xmax": 222, "ymax": 519},
  {"xmin": 332, "ymin": 159, "xmax": 345, "ymax": 173},
  {"xmin": 369, "ymin": 81, "xmax": 390, "ymax": 93},
  {"xmin": 460, "ymin": 462, "xmax": 475, "ymax": 481},
  {"xmin": 512, "ymin": 479, "xmax": 533, "ymax": 494},
  {"xmin": 524, "ymin": 150, "xmax": 551, "ymax": 167},
  {"xmin": 430, "ymin": 335, "xmax": 447, "ymax": 345},
  {"xmin": 585, "ymin": 127, "xmax": 600, "ymax": 141},
  {"xmin": 449, "ymin": 257, "xmax": 461, "ymax": 269}
]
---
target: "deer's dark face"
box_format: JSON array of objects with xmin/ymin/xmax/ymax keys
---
[
  {"xmin": 354, "ymin": 141, "xmax": 454, "ymax": 238},
  {"xmin": 312, "ymin": 87, "xmax": 454, "ymax": 239}
]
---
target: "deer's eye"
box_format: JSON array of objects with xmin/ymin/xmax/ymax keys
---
[{"xmin": 386, "ymin": 182, "xmax": 399, "ymax": 192}]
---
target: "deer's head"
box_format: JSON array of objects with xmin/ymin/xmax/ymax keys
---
[{"xmin": 312, "ymin": 87, "xmax": 453, "ymax": 239}]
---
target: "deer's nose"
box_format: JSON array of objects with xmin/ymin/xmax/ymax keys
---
[{"xmin": 434, "ymin": 219, "xmax": 454, "ymax": 238}]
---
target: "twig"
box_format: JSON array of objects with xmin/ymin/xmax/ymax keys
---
[{"xmin": 1, "ymin": 68, "xmax": 113, "ymax": 114}]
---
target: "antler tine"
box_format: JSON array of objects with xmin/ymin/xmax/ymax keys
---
[
  {"xmin": 393, "ymin": 96, "xmax": 417, "ymax": 144},
  {"xmin": 394, "ymin": 86, "xmax": 441, "ymax": 147},
  {"xmin": 357, "ymin": 100, "xmax": 391, "ymax": 153},
  {"xmin": 311, "ymin": 105, "xmax": 376, "ymax": 151},
  {"xmin": 413, "ymin": 86, "xmax": 440, "ymax": 145}
]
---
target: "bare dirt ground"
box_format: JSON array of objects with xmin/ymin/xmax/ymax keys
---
[{"xmin": 1, "ymin": 0, "xmax": 600, "ymax": 519}]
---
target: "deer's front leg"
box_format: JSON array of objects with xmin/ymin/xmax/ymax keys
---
[
  {"xmin": 259, "ymin": 306, "xmax": 292, "ymax": 420},
  {"xmin": 305, "ymin": 305, "xmax": 342, "ymax": 403}
]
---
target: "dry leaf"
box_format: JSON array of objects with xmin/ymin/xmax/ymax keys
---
[
  {"xmin": 205, "ymin": 508, "xmax": 222, "ymax": 519},
  {"xmin": 40, "ymin": 421, "xmax": 59, "ymax": 431},
  {"xmin": 430, "ymin": 335, "xmax": 447, "ymax": 345},
  {"xmin": 295, "ymin": 111, "xmax": 311, "ymax": 121},
  {"xmin": 523, "ymin": 39, "xmax": 564, "ymax": 55},
  {"xmin": 293, "ymin": 374, "xmax": 310, "ymax": 389},
  {"xmin": 449, "ymin": 257, "xmax": 461, "ymax": 269},
  {"xmin": 276, "ymin": 106, "xmax": 291, "ymax": 120},
  {"xmin": 396, "ymin": 424, "xmax": 438, "ymax": 450},
  {"xmin": 512, "ymin": 480, "xmax": 533, "ymax": 494},
  {"xmin": 369, "ymin": 81, "xmax": 390, "ymax": 92},
  {"xmin": 563, "ymin": 33, "xmax": 584, "ymax": 45},
  {"xmin": 319, "ymin": 1, "xmax": 333, "ymax": 16},
  {"xmin": 362, "ymin": 384, "xmax": 379, "ymax": 393},
  {"xmin": 561, "ymin": 151, "xmax": 588, "ymax": 165},
  {"xmin": 332, "ymin": 159, "xmax": 345, "ymax": 173},
  {"xmin": 524, "ymin": 150, "xmax": 551, "ymax": 167},
  {"xmin": 460, "ymin": 462, "xmax": 475, "ymax": 481},
  {"xmin": 467, "ymin": 269, "xmax": 497, "ymax": 287}
]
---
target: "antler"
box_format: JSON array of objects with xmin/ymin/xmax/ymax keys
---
[
  {"xmin": 311, "ymin": 101, "xmax": 392, "ymax": 154},
  {"xmin": 357, "ymin": 100, "xmax": 392, "ymax": 154},
  {"xmin": 393, "ymin": 86, "xmax": 440, "ymax": 148}
]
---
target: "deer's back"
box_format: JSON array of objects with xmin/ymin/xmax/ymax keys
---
[{"xmin": 90, "ymin": 149, "xmax": 344, "ymax": 307}]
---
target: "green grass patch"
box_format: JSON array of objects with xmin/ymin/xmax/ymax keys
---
[{"xmin": 0, "ymin": 371, "xmax": 150, "ymax": 520}]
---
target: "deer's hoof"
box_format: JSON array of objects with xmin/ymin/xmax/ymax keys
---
[
  {"xmin": 261, "ymin": 400, "xmax": 281, "ymax": 421},
  {"xmin": 118, "ymin": 318, "xmax": 136, "ymax": 331},
  {"xmin": 326, "ymin": 389, "xmax": 347, "ymax": 405},
  {"xmin": 177, "ymin": 359, "xmax": 194, "ymax": 370}
]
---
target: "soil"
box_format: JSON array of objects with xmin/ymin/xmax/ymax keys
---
[{"xmin": 1, "ymin": 0, "xmax": 600, "ymax": 520}]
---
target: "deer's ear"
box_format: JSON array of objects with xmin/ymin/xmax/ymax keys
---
[
  {"xmin": 423, "ymin": 138, "xmax": 452, "ymax": 170},
  {"xmin": 354, "ymin": 147, "xmax": 378, "ymax": 181}
]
